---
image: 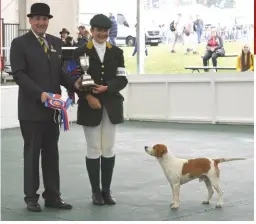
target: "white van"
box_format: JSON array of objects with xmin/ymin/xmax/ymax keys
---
[{"xmin": 145, "ymin": 22, "xmax": 162, "ymax": 46}]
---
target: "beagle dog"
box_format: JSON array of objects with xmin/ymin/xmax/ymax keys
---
[{"xmin": 144, "ymin": 144, "xmax": 246, "ymax": 209}]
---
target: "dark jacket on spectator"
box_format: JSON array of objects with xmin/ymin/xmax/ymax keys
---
[
  {"xmin": 76, "ymin": 36, "xmax": 89, "ymax": 47},
  {"xmin": 194, "ymin": 19, "xmax": 203, "ymax": 30}
]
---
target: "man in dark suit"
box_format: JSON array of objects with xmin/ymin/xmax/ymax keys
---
[
  {"xmin": 10, "ymin": 3, "xmax": 80, "ymax": 212},
  {"xmin": 73, "ymin": 14, "xmax": 128, "ymax": 206}
]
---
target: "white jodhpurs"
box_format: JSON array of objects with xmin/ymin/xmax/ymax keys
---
[{"xmin": 83, "ymin": 108, "xmax": 116, "ymax": 159}]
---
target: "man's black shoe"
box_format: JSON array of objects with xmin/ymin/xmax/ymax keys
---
[
  {"xmin": 27, "ymin": 202, "xmax": 42, "ymax": 212},
  {"xmin": 45, "ymin": 198, "xmax": 72, "ymax": 209}
]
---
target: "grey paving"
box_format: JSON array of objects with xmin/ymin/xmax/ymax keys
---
[{"xmin": 1, "ymin": 121, "xmax": 254, "ymax": 221}]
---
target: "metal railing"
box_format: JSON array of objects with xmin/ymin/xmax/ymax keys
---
[
  {"xmin": 1, "ymin": 18, "xmax": 29, "ymax": 64},
  {"xmin": 1, "ymin": 19, "xmax": 29, "ymax": 83}
]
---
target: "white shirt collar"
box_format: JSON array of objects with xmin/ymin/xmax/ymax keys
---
[
  {"xmin": 31, "ymin": 28, "xmax": 46, "ymax": 39},
  {"xmin": 92, "ymin": 39, "xmax": 106, "ymax": 49},
  {"xmin": 92, "ymin": 39, "xmax": 106, "ymax": 63}
]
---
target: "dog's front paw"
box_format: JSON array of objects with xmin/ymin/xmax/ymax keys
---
[
  {"xmin": 170, "ymin": 204, "xmax": 179, "ymax": 209},
  {"xmin": 202, "ymin": 200, "xmax": 210, "ymax": 204},
  {"xmin": 170, "ymin": 202, "xmax": 174, "ymax": 206},
  {"xmin": 215, "ymin": 203, "xmax": 223, "ymax": 208}
]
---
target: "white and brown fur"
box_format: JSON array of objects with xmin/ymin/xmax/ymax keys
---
[{"xmin": 144, "ymin": 144, "xmax": 246, "ymax": 209}]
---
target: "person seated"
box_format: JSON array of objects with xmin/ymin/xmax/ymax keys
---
[
  {"xmin": 236, "ymin": 44, "xmax": 254, "ymax": 72},
  {"xmin": 202, "ymin": 28, "xmax": 225, "ymax": 71}
]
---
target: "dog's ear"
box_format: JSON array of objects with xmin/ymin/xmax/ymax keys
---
[{"xmin": 154, "ymin": 144, "xmax": 168, "ymax": 157}]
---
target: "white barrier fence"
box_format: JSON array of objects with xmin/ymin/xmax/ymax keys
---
[{"xmin": 0, "ymin": 73, "xmax": 254, "ymax": 129}]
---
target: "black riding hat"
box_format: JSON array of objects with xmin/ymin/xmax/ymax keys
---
[
  {"xmin": 27, "ymin": 3, "xmax": 53, "ymax": 19},
  {"xmin": 90, "ymin": 14, "xmax": 112, "ymax": 29}
]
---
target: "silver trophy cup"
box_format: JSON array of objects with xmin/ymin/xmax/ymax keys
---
[{"xmin": 79, "ymin": 53, "xmax": 96, "ymax": 88}]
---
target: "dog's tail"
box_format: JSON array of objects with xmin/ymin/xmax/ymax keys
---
[{"xmin": 214, "ymin": 158, "xmax": 247, "ymax": 164}]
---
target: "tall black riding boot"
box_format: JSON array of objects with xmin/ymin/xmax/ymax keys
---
[
  {"xmin": 101, "ymin": 156, "xmax": 116, "ymax": 205},
  {"xmin": 86, "ymin": 157, "xmax": 104, "ymax": 205}
]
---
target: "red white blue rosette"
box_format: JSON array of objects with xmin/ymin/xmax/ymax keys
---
[{"xmin": 44, "ymin": 93, "xmax": 72, "ymax": 131}]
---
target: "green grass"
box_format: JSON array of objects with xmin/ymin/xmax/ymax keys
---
[{"xmin": 120, "ymin": 41, "xmax": 254, "ymax": 74}]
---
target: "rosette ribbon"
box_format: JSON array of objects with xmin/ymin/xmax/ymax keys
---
[{"xmin": 44, "ymin": 93, "xmax": 72, "ymax": 131}]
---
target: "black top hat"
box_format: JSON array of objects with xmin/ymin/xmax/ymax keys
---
[
  {"xmin": 27, "ymin": 3, "xmax": 53, "ymax": 19},
  {"xmin": 59, "ymin": 28, "xmax": 70, "ymax": 35},
  {"xmin": 90, "ymin": 14, "xmax": 112, "ymax": 29}
]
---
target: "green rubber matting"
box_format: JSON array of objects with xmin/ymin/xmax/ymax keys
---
[{"xmin": 1, "ymin": 121, "xmax": 254, "ymax": 221}]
